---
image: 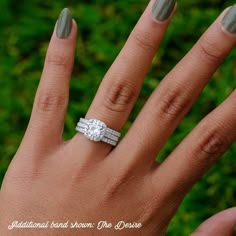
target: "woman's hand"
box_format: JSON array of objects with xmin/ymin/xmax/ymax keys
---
[{"xmin": 0, "ymin": 1, "xmax": 236, "ymax": 235}]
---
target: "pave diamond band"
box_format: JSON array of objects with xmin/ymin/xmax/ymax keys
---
[{"xmin": 76, "ymin": 118, "xmax": 121, "ymax": 146}]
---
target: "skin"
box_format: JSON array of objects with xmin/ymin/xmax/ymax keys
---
[{"xmin": 0, "ymin": 1, "xmax": 236, "ymax": 235}]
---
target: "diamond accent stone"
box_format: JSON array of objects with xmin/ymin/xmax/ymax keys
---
[{"xmin": 84, "ymin": 119, "xmax": 106, "ymax": 142}]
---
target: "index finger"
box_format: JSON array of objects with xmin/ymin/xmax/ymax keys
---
[{"xmin": 152, "ymin": 90, "xmax": 236, "ymax": 202}]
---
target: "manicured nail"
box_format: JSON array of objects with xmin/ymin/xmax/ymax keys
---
[
  {"xmin": 222, "ymin": 4, "xmax": 236, "ymax": 34},
  {"xmin": 152, "ymin": 0, "xmax": 176, "ymax": 21},
  {"xmin": 56, "ymin": 8, "xmax": 73, "ymax": 39}
]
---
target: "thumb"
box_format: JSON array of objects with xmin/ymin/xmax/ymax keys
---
[{"xmin": 191, "ymin": 207, "xmax": 236, "ymax": 236}]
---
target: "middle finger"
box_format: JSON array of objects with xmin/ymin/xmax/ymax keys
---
[{"xmin": 116, "ymin": 7, "xmax": 236, "ymax": 165}]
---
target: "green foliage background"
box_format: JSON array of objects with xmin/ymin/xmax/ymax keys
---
[{"xmin": 0, "ymin": 0, "xmax": 235, "ymax": 235}]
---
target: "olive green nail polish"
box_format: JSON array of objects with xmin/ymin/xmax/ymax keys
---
[
  {"xmin": 222, "ymin": 4, "xmax": 236, "ymax": 34},
  {"xmin": 152, "ymin": 0, "xmax": 176, "ymax": 21},
  {"xmin": 56, "ymin": 8, "xmax": 72, "ymax": 39}
]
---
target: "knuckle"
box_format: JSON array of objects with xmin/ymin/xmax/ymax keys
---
[
  {"xmin": 133, "ymin": 30, "xmax": 156, "ymax": 52},
  {"xmin": 46, "ymin": 52, "xmax": 71, "ymax": 68},
  {"xmin": 158, "ymin": 85, "xmax": 191, "ymax": 119},
  {"xmin": 198, "ymin": 38, "xmax": 224, "ymax": 65},
  {"xmin": 103, "ymin": 79, "xmax": 136, "ymax": 113},
  {"xmin": 196, "ymin": 120, "xmax": 230, "ymax": 161},
  {"xmin": 36, "ymin": 91, "xmax": 68, "ymax": 112}
]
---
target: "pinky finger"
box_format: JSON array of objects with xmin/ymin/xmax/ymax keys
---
[{"xmin": 21, "ymin": 9, "xmax": 77, "ymax": 153}]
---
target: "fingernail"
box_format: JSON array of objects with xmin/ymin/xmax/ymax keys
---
[
  {"xmin": 152, "ymin": 0, "xmax": 176, "ymax": 22},
  {"xmin": 222, "ymin": 4, "xmax": 236, "ymax": 34},
  {"xmin": 56, "ymin": 8, "xmax": 73, "ymax": 39}
]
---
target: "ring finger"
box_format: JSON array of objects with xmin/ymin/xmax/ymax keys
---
[{"xmin": 72, "ymin": 0, "xmax": 177, "ymax": 154}]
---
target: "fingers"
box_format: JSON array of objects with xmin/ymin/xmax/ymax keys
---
[
  {"xmin": 191, "ymin": 207, "xmax": 236, "ymax": 236},
  {"xmin": 72, "ymin": 0, "xmax": 177, "ymax": 151},
  {"xmin": 118, "ymin": 7, "xmax": 236, "ymax": 164},
  {"xmin": 152, "ymin": 90, "xmax": 236, "ymax": 203},
  {"xmin": 23, "ymin": 9, "xmax": 77, "ymax": 150}
]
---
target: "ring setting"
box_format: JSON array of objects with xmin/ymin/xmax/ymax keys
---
[
  {"xmin": 76, "ymin": 118, "xmax": 121, "ymax": 146},
  {"xmin": 84, "ymin": 119, "xmax": 106, "ymax": 141}
]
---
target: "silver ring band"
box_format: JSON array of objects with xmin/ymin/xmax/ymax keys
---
[{"xmin": 76, "ymin": 118, "xmax": 121, "ymax": 146}]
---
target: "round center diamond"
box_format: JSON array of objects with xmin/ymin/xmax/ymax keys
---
[{"xmin": 84, "ymin": 119, "xmax": 106, "ymax": 141}]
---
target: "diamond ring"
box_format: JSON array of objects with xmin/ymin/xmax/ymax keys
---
[{"xmin": 76, "ymin": 118, "xmax": 121, "ymax": 146}]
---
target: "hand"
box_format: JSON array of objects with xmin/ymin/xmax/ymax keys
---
[{"xmin": 0, "ymin": 1, "xmax": 236, "ymax": 235}]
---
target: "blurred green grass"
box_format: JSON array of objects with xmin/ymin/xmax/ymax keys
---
[{"xmin": 0, "ymin": 0, "xmax": 235, "ymax": 235}]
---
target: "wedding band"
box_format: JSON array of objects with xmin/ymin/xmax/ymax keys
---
[{"xmin": 76, "ymin": 118, "xmax": 121, "ymax": 146}]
